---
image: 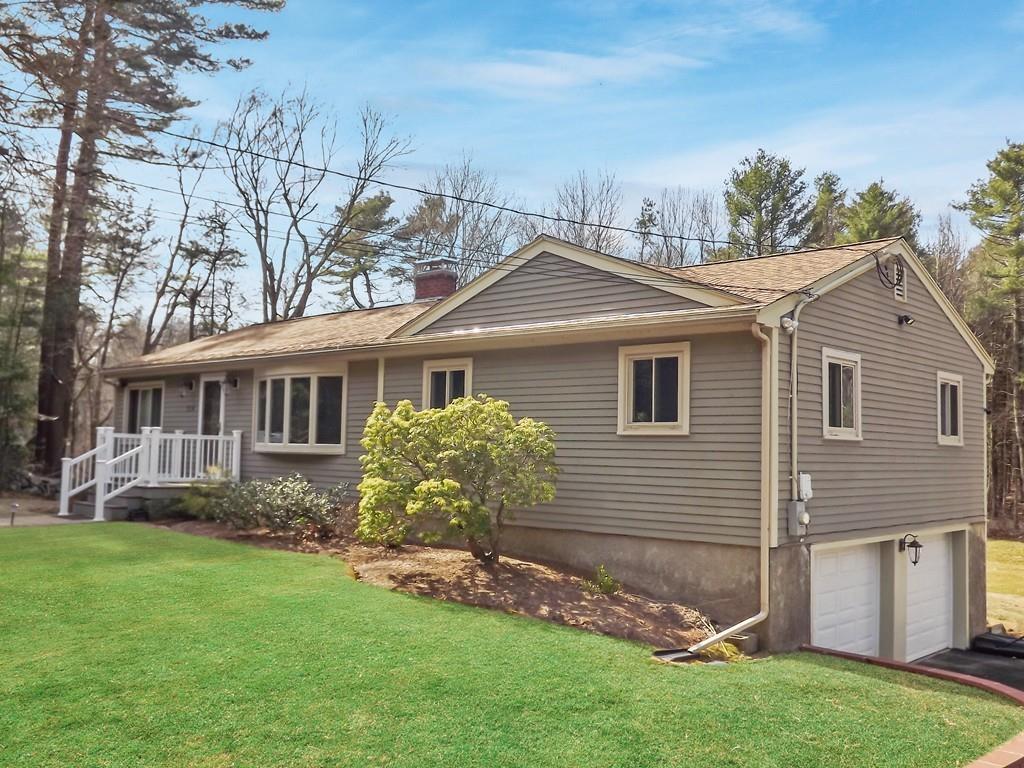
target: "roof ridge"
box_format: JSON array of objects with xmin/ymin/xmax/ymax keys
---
[{"xmin": 664, "ymin": 236, "xmax": 903, "ymax": 272}]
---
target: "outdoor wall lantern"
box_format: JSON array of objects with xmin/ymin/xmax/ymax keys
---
[
  {"xmin": 898, "ymin": 313, "xmax": 915, "ymax": 327},
  {"xmin": 899, "ymin": 533, "xmax": 923, "ymax": 566},
  {"xmin": 179, "ymin": 379, "xmax": 196, "ymax": 398}
]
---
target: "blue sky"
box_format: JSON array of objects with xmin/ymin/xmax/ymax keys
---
[{"xmin": 113, "ymin": 0, "xmax": 1024, "ymax": 312}]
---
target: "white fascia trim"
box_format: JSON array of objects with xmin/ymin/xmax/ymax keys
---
[
  {"xmin": 390, "ymin": 235, "xmax": 745, "ymax": 338},
  {"xmin": 104, "ymin": 305, "xmax": 761, "ymax": 379},
  {"xmin": 809, "ymin": 522, "xmax": 970, "ymax": 551}
]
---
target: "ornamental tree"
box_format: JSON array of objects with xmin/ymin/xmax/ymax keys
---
[{"xmin": 356, "ymin": 395, "xmax": 558, "ymax": 564}]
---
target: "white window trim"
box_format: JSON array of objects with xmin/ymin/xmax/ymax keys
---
[
  {"xmin": 196, "ymin": 373, "xmax": 227, "ymax": 436},
  {"xmin": 617, "ymin": 341, "xmax": 691, "ymax": 436},
  {"xmin": 421, "ymin": 358, "xmax": 473, "ymax": 409},
  {"xmin": 122, "ymin": 381, "xmax": 165, "ymax": 433},
  {"xmin": 821, "ymin": 347, "xmax": 862, "ymax": 441},
  {"xmin": 936, "ymin": 371, "xmax": 964, "ymax": 447},
  {"xmin": 251, "ymin": 366, "xmax": 348, "ymax": 455}
]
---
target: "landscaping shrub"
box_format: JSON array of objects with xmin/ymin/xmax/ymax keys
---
[
  {"xmin": 357, "ymin": 395, "xmax": 558, "ymax": 564},
  {"xmin": 180, "ymin": 475, "xmax": 353, "ymax": 541},
  {"xmin": 580, "ymin": 564, "xmax": 621, "ymax": 596}
]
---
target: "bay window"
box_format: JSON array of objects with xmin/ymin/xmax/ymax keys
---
[{"xmin": 254, "ymin": 370, "xmax": 346, "ymax": 453}]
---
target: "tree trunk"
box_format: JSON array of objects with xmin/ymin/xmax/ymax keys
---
[
  {"xmin": 40, "ymin": 4, "xmax": 110, "ymax": 473},
  {"xmin": 35, "ymin": 1, "xmax": 96, "ymax": 466},
  {"xmin": 1014, "ymin": 291, "xmax": 1024, "ymax": 523}
]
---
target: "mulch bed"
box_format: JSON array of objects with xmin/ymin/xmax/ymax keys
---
[{"xmin": 157, "ymin": 519, "xmax": 713, "ymax": 651}]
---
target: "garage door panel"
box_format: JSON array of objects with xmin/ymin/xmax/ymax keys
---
[
  {"xmin": 906, "ymin": 534, "xmax": 953, "ymax": 661},
  {"xmin": 812, "ymin": 544, "xmax": 880, "ymax": 656}
]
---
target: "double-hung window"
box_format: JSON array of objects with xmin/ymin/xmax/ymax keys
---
[
  {"xmin": 422, "ymin": 358, "xmax": 472, "ymax": 409},
  {"xmin": 617, "ymin": 342, "xmax": 690, "ymax": 435},
  {"xmin": 254, "ymin": 369, "xmax": 346, "ymax": 453},
  {"xmin": 125, "ymin": 383, "xmax": 163, "ymax": 433},
  {"xmin": 937, "ymin": 372, "xmax": 963, "ymax": 446},
  {"xmin": 822, "ymin": 347, "xmax": 861, "ymax": 440}
]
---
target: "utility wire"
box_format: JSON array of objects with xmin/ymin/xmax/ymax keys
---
[
  {"xmin": 2, "ymin": 152, "xmax": 800, "ymax": 300},
  {"xmin": 0, "ymin": 83, "xmax": 800, "ymax": 252}
]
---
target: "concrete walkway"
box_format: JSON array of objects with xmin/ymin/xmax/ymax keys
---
[{"xmin": 0, "ymin": 494, "xmax": 89, "ymax": 528}]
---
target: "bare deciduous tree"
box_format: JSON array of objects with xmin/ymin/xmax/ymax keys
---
[
  {"xmin": 222, "ymin": 89, "xmax": 409, "ymax": 320},
  {"xmin": 634, "ymin": 187, "xmax": 725, "ymax": 266},
  {"xmin": 522, "ymin": 170, "xmax": 624, "ymax": 255},
  {"xmin": 395, "ymin": 155, "xmax": 524, "ymax": 284}
]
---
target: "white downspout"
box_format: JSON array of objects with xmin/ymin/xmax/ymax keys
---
[
  {"xmin": 784, "ymin": 294, "xmax": 819, "ymax": 502},
  {"xmin": 685, "ymin": 323, "xmax": 774, "ymax": 654}
]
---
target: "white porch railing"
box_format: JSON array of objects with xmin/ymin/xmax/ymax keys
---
[{"xmin": 59, "ymin": 426, "xmax": 242, "ymax": 521}]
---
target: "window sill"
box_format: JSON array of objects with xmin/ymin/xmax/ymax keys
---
[
  {"xmin": 617, "ymin": 424, "xmax": 690, "ymax": 437},
  {"xmin": 253, "ymin": 443, "xmax": 346, "ymax": 456},
  {"xmin": 823, "ymin": 431, "xmax": 862, "ymax": 442},
  {"xmin": 937, "ymin": 437, "xmax": 964, "ymax": 447}
]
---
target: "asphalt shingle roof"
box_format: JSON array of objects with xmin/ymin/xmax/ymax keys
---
[{"xmin": 108, "ymin": 238, "xmax": 902, "ymax": 372}]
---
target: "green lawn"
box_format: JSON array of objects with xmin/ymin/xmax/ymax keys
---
[
  {"xmin": 1, "ymin": 526, "xmax": 1021, "ymax": 768},
  {"xmin": 989, "ymin": 538, "xmax": 1024, "ymax": 632}
]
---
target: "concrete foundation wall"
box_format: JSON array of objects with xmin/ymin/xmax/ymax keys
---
[
  {"xmin": 503, "ymin": 524, "xmax": 759, "ymax": 626},
  {"xmin": 968, "ymin": 522, "xmax": 988, "ymax": 637}
]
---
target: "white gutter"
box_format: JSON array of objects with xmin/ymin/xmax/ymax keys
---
[
  {"xmin": 103, "ymin": 304, "xmax": 761, "ymax": 379},
  {"xmin": 683, "ymin": 322, "xmax": 774, "ymax": 655}
]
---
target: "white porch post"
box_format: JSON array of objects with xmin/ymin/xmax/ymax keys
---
[
  {"xmin": 231, "ymin": 430, "xmax": 243, "ymax": 481},
  {"xmin": 143, "ymin": 427, "xmax": 162, "ymax": 485},
  {"xmin": 93, "ymin": 431, "xmax": 113, "ymax": 522},
  {"xmin": 58, "ymin": 457, "xmax": 72, "ymax": 516},
  {"xmin": 172, "ymin": 429, "xmax": 185, "ymax": 481}
]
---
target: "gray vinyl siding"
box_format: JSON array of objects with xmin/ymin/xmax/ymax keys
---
[
  {"xmin": 121, "ymin": 332, "xmax": 763, "ymax": 545},
  {"xmin": 420, "ymin": 252, "xmax": 706, "ymax": 334},
  {"xmin": 777, "ymin": 266, "xmax": 986, "ymax": 544},
  {"xmin": 386, "ymin": 334, "xmax": 763, "ymax": 545}
]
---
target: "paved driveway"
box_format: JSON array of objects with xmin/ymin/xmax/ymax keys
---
[{"xmin": 919, "ymin": 649, "xmax": 1024, "ymax": 692}]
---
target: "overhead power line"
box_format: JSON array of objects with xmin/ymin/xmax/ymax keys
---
[
  {"xmin": 0, "ymin": 82, "xmax": 800, "ymax": 253},
  {"xmin": 2, "ymin": 149, "xmax": 796, "ymax": 299}
]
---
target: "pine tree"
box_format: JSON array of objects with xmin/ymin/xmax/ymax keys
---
[
  {"xmin": 1, "ymin": 0, "xmax": 283, "ymax": 472},
  {"xmin": 959, "ymin": 141, "xmax": 1024, "ymax": 523},
  {"xmin": 723, "ymin": 149, "xmax": 811, "ymax": 258},
  {"xmin": 840, "ymin": 180, "xmax": 921, "ymax": 248},
  {"xmin": 805, "ymin": 171, "xmax": 847, "ymax": 247}
]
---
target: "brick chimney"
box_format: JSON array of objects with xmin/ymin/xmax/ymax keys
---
[{"xmin": 413, "ymin": 257, "xmax": 458, "ymax": 301}]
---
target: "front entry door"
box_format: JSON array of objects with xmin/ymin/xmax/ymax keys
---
[{"xmin": 200, "ymin": 379, "xmax": 223, "ymax": 435}]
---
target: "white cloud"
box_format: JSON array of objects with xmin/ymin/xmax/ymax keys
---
[
  {"xmin": 437, "ymin": 48, "xmax": 702, "ymax": 97},
  {"xmin": 626, "ymin": 97, "xmax": 1024, "ymax": 238}
]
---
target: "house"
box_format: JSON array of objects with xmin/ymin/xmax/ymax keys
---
[{"xmin": 71, "ymin": 234, "xmax": 993, "ymax": 659}]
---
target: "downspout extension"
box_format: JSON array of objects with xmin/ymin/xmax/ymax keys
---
[{"xmin": 670, "ymin": 323, "xmax": 774, "ymax": 658}]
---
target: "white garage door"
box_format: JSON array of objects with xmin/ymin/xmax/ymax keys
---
[
  {"xmin": 812, "ymin": 544, "xmax": 880, "ymax": 655},
  {"xmin": 906, "ymin": 534, "xmax": 953, "ymax": 661}
]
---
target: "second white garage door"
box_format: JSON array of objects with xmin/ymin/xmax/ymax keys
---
[
  {"xmin": 811, "ymin": 543, "xmax": 880, "ymax": 655},
  {"xmin": 905, "ymin": 534, "xmax": 954, "ymax": 661}
]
